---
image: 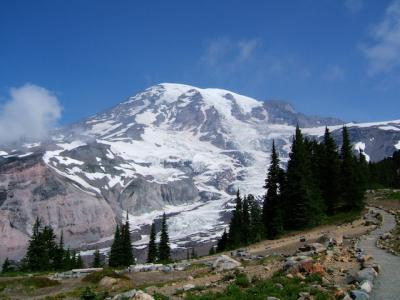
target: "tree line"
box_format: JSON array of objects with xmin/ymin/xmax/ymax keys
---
[
  {"xmin": 368, "ymin": 150, "xmax": 400, "ymax": 189},
  {"xmin": 217, "ymin": 126, "xmax": 369, "ymax": 251},
  {"xmin": 2, "ymin": 218, "xmax": 84, "ymax": 273}
]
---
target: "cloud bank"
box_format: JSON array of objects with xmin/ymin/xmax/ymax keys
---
[
  {"xmin": 0, "ymin": 84, "xmax": 62, "ymax": 144},
  {"xmin": 362, "ymin": 0, "xmax": 400, "ymax": 76}
]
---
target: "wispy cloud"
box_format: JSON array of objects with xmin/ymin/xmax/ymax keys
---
[
  {"xmin": 199, "ymin": 37, "xmax": 310, "ymax": 89},
  {"xmin": 361, "ymin": 0, "xmax": 400, "ymax": 76},
  {"xmin": 201, "ymin": 37, "xmax": 259, "ymax": 70},
  {"xmin": 0, "ymin": 84, "xmax": 62, "ymax": 144},
  {"xmin": 323, "ymin": 65, "xmax": 346, "ymax": 81},
  {"xmin": 345, "ymin": 0, "xmax": 364, "ymax": 14}
]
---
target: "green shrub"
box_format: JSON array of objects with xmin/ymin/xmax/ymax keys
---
[{"xmin": 234, "ymin": 273, "xmax": 250, "ymax": 288}]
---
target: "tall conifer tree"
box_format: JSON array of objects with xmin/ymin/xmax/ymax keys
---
[
  {"xmin": 147, "ymin": 222, "xmax": 158, "ymax": 263},
  {"xmin": 158, "ymin": 213, "xmax": 171, "ymax": 263},
  {"xmin": 263, "ymin": 140, "xmax": 284, "ymax": 239},
  {"xmin": 283, "ymin": 126, "xmax": 323, "ymax": 229}
]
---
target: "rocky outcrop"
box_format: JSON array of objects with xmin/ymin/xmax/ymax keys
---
[{"xmin": 0, "ymin": 154, "xmax": 116, "ymax": 262}]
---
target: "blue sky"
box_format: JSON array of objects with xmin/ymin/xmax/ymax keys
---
[{"xmin": 1, "ymin": 0, "xmax": 400, "ymax": 125}]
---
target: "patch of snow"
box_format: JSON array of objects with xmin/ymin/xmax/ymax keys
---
[
  {"xmin": 0, "ymin": 151, "xmax": 8, "ymax": 156},
  {"xmin": 379, "ymin": 125, "xmax": 400, "ymax": 131},
  {"xmin": 354, "ymin": 142, "xmax": 370, "ymax": 162},
  {"xmin": 395, "ymin": 141, "xmax": 400, "ymax": 150},
  {"xmin": 18, "ymin": 152, "xmax": 33, "ymax": 158},
  {"xmin": 135, "ymin": 110, "xmax": 157, "ymax": 125}
]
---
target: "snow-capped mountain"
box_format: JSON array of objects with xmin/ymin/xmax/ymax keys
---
[{"xmin": 1, "ymin": 83, "xmax": 400, "ymax": 261}]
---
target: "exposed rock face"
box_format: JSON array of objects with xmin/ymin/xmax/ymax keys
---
[
  {"xmin": 0, "ymin": 83, "xmax": 399, "ymax": 262},
  {"xmin": 0, "ymin": 153, "xmax": 116, "ymax": 261}
]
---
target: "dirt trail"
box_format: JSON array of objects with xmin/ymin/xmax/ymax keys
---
[{"xmin": 359, "ymin": 208, "xmax": 400, "ymax": 300}]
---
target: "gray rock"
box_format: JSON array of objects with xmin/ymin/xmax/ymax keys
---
[{"xmin": 349, "ymin": 290, "xmax": 370, "ymax": 300}]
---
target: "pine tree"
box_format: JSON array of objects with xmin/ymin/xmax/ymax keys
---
[
  {"xmin": 191, "ymin": 247, "xmax": 197, "ymax": 259},
  {"xmin": 121, "ymin": 213, "xmax": 134, "ymax": 266},
  {"xmin": 64, "ymin": 249, "xmax": 72, "ymax": 270},
  {"xmin": 109, "ymin": 225, "xmax": 123, "ymax": 267},
  {"xmin": 24, "ymin": 218, "xmax": 58, "ymax": 271},
  {"xmin": 241, "ymin": 196, "xmax": 251, "ymax": 245},
  {"xmin": 76, "ymin": 254, "xmax": 84, "ymax": 268},
  {"xmin": 147, "ymin": 222, "xmax": 158, "ymax": 263},
  {"xmin": 263, "ymin": 140, "xmax": 284, "ymax": 239},
  {"xmin": 2, "ymin": 258, "xmax": 13, "ymax": 273},
  {"xmin": 321, "ymin": 127, "xmax": 341, "ymax": 214},
  {"xmin": 339, "ymin": 126, "xmax": 364, "ymax": 211},
  {"xmin": 283, "ymin": 126, "xmax": 324, "ymax": 229},
  {"xmin": 158, "ymin": 213, "xmax": 171, "ymax": 263},
  {"xmin": 227, "ymin": 190, "xmax": 243, "ymax": 248},
  {"xmin": 71, "ymin": 250, "xmax": 77, "ymax": 268},
  {"xmin": 92, "ymin": 249, "xmax": 102, "ymax": 268},
  {"xmin": 217, "ymin": 229, "xmax": 228, "ymax": 252},
  {"xmin": 248, "ymin": 194, "xmax": 264, "ymax": 243},
  {"xmin": 209, "ymin": 246, "xmax": 216, "ymax": 255},
  {"xmin": 53, "ymin": 230, "xmax": 65, "ymax": 270}
]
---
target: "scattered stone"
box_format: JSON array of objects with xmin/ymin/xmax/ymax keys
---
[
  {"xmin": 354, "ymin": 267, "xmax": 378, "ymax": 283},
  {"xmin": 359, "ymin": 280, "xmax": 373, "ymax": 293},
  {"xmin": 187, "ymin": 275, "xmax": 194, "ymax": 281},
  {"xmin": 132, "ymin": 291, "xmax": 154, "ymax": 300},
  {"xmin": 183, "ymin": 284, "xmax": 196, "ymax": 291},
  {"xmin": 275, "ymin": 283, "xmax": 284, "ymax": 290},
  {"xmin": 212, "ymin": 255, "xmax": 241, "ymax": 271},
  {"xmin": 267, "ymin": 297, "xmax": 280, "ymax": 300},
  {"xmin": 99, "ymin": 276, "xmax": 118, "ymax": 289},
  {"xmin": 349, "ymin": 290, "xmax": 370, "ymax": 300}
]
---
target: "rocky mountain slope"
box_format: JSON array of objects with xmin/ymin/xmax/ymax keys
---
[{"xmin": 1, "ymin": 83, "xmax": 399, "ymax": 262}]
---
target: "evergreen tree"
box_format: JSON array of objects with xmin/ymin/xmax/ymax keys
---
[
  {"xmin": 24, "ymin": 218, "xmax": 58, "ymax": 271},
  {"xmin": 71, "ymin": 250, "xmax": 77, "ymax": 268},
  {"xmin": 321, "ymin": 127, "xmax": 341, "ymax": 214},
  {"xmin": 186, "ymin": 248, "xmax": 190, "ymax": 260},
  {"xmin": 64, "ymin": 249, "xmax": 72, "ymax": 270},
  {"xmin": 263, "ymin": 140, "xmax": 284, "ymax": 239},
  {"xmin": 209, "ymin": 246, "xmax": 216, "ymax": 255},
  {"xmin": 241, "ymin": 196, "xmax": 251, "ymax": 245},
  {"xmin": 227, "ymin": 190, "xmax": 243, "ymax": 248},
  {"xmin": 53, "ymin": 230, "xmax": 65, "ymax": 270},
  {"xmin": 121, "ymin": 213, "xmax": 134, "ymax": 266},
  {"xmin": 147, "ymin": 222, "xmax": 158, "ymax": 263},
  {"xmin": 283, "ymin": 126, "xmax": 324, "ymax": 229},
  {"xmin": 109, "ymin": 225, "xmax": 123, "ymax": 267},
  {"xmin": 76, "ymin": 254, "xmax": 84, "ymax": 268},
  {"xmin": 2, "ymin": 258, "xmax": 13, "ymax": 273},
  {"xmin": 92, "ymin": 249, "xmax": 102, "ymax": 268},
  {"xmin": 191, "ymin": 247, "xmax": 197, "ymax": 259},
  {"xmin": 339, "ymin": 126, "xmax": 364, "ymax": 211},
  {"xmin": 217, "ymin": 229, "xmax": 228, "ymax": 252},
  {"xmin": 158, "ymin": 213, "xmax": 171, "ymax": 263},
  {"xmin": 248, "ymin": 194, "xmax": 264, "ymax": 243}
]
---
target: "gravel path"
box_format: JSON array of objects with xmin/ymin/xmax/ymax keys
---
[{"xmin": 359, "ymin": 208, "xmax": 400, "ymax": 300}]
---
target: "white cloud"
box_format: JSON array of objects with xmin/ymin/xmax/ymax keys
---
[
  {"xmin": 202, "ymin": 37, "xmax": 259, "ymax": 69},
  {"xmin": 345, "ymin": 0, "xmax": 364, "ymax": 14},
  {"xmin": 199, "ymin": 37, "xmax": 310, "ymax": 87},
  {"xmin": 362, "ymin": 0, "xmax": 400, "ymax": 76},
  {"xmin": 0, "ymin": 84, "xmax": 62, "ymax": 144},
  {"xmin": 323, "ymin": 65, "xmax": 345, "ymax": 81}
]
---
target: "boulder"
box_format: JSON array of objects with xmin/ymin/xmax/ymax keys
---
[
  {"xmin": 99, "ymin": 276, "xmax": 118, "ymax": 289},
  {"xmin": 359, "ymin": 280, "xmax": 373, "ymax": 293},
  {"xmin": 183, "ymin": 284, "xmax": 196, "ymax": 291},
  {"xmin": 111, "ymin": 290, "xmax": 138, "ymax": 300},
  {"xmin": 354, "ymin": 268, "xmax": 378, "ymax": 283},
  {"xmin": 131, "ymin": 291, "xmax": 154, "ymax": 300},
  {"xmin": 212, "ymin": 255, "xmax": 241, "ymax": 271},
  {"xmin": 267, "ymin": 297, "xmax": 280, "ymax": 300},
  {"xmin": 349, "ymin": 290, "xmax": 370, "ymax": 300}
]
